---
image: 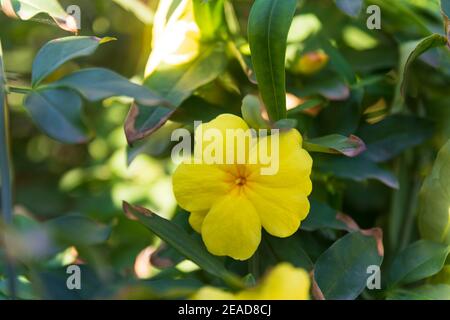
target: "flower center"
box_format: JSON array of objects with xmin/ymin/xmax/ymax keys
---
[{"xmin": 235, "ymin": 177, "xmax": 247, "ymax": 186}]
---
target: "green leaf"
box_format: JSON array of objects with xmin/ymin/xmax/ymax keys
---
[
  {"xmin": 49, "ymin": 68, "xmax": 164, "ymax": 106},
  {"xmin": 388, "ymin": 240, "xmax": 450, "ymax": 287},
  {"xmin": 357, "ymin": 115, "xmax": 434, "ymax": 162},
  {"xmin": 122, "ymin": 202, "xmax": 242, "ymax": 288},
  {"xmin": 314, "ymin": 229, "xmax": 384, "ymax": 300},
  {"xmin": 418, "ymin": 140, "xmax": 450, "ymax": 245},
  {"xmin": 399, "ymin": 34, "xmax": 447, "ymax": 98},
  {"xmin": 111, "ymin": 0, "xmax": 154, "ymax": 24},
  {"xmin": 273, "ymin": 118, "xmax": 297, "ymax": 129},
  {"xmin": 248, "ymin": 0, "xmax": 297, "ymax": 121},
  {"xmin": 46, "ymin": 214, "xmax": 112, "ymax": 247},
  {"xmin": 0, "ymin": 0, "xmax": 78, "ymax": 32},
  {"xmin": 387, "ymin": 284, "xmax": 450, "ymax": 300},
  {"xmin": 193, "ymin": 0, "xmax": 225, "ymax": 40},
  {"xmin": 32, "ymin": 36, "xmax": 115, "ymax": 87},
  {"xmin": 441, "ymin": 0, "xmax": 450, "ymax": 47},
  {"xmin": 241, "ymin": 95, "xmax": 269, "ymax": 130},
  {"xmin": 304, "ymin": 134, "xmax": 366, "ymax": 157},
  {"xmin": 125, "ymin": 43, "xmax": 227, "ymax": 144},
  {"xmin": 335, "ymin": 0, "xmax": 363, "ymax": 17},
  {"xmin": 23, "ymin": 88, "xmax": 90, "ymax": 144},
  {"xmin": 265, "ymin": 234, "xmax": 314, "ymax": 271},
  {"xmin": 302, "ymin": 200, "xmax": 352, "ymax": 232},
  {"xmin": 314, "ymin": 155, "xmax": 399, "ymax": 189}
]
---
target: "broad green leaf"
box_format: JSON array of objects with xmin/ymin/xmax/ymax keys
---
[
  {"xmin": 193, "ymin": 0, "xmax": 225, "ymax": 40},
  {"xmin": 314, "ymin": 229, "xmax": 384, "ymax": 300},
  {"xmin": 241, "ymin": 95, "xmax": 269, "ymax": 130},
  {"xmin": 23, "ymin": 88, "xmax": 90, "ymax": 144},
  {"xmin": 418, "ymin": 140, "xmax": 450, "ymax": 244},
  {"xmin": 388, "ymin": 240, "xmax": 450, "ymax": 287},
  {"xmin": 357, "ymin": 115, "xmax": 434, "ymax": 162},
  {"xmin": 302, "ymin": 200, "xmax": 352, "ymax": 232},
  {"xmin": 304, "ymin": 134, "xmax": 366, "ymax": 157},
  {"xmin": 335, "ymin": 0, "xmax": 363, "ymax": 17},
  {"xmin": 387, "ymin": 284, "xmax": 450, "ymax": 300},
  {"xmin": 45, "ymin": 214, "xmax": 112, "ymax": 247},
  {"xmin": 0, "ymin": 0, "xmax": 77, "ymax": 32},
  {"xmin": 399, "ymin": 34, "xmax": 447, "ymax": 96},
  {"xmin": 111, "ymin": 0, "xmax": 154, "ymax": 24},
  {"xmin": 265, "ymin": 234, "xmax": 314, "ymax": 271},
  {"xmin": 248, "ymin": 0, "xmax": 297, "ymax": 121},
  {"xmin": 314, "ymin": 155, "xmax": 399, "ymax": 189},
  {"xmin": 122, "ymin": 202, "xmax": 242, "ymax": 288},
  {"xmin": 32, "ymin": 36, "xmax": 115, "ymax": 87},
  {"xmin": 49, "ymin": 68, "xmax": 164, "ymax": 106},
  {"xmin": 125, "ymin": 43, "xmax": 227, "ymax": 144}
]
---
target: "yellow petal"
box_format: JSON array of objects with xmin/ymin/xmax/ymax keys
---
[
  {"xmin": 172, "ymin": 162, "xmax": 232, "ymax": 212},
  {"xmin": 191, "ymin": 287, "xmax": 235, "ymax": 300},
  {"xmin": 194, "ymin": 114, "xmax": 253, "ymax": 164},
  {"xmin": 237, "ymin": 263, "xmax": 310, "ymax": 300},
  {"xmin": 189, "ymin": 210, "xmax": 208, "ymax": 233},
  {"xmin": 201, "ymin": 191, "xmax": 261, "ymax": 260},
  {"xmin": 248, "ymin": 129, "xmax": 313, "ymax": 193},
  {"xmin": 246, "ymin": 184, "xmax": 310, "ymax": 237}
]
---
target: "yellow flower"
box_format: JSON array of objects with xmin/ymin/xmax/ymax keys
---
[
  {"xmin": 293, "ymin": 51, "xmax": 329, "ymax": 75},
  {"xmin": 172, "ymin": 114, "xmax": 313, "ymax": 260},
  {"xmin": 145, "ymin": 0, "xmax": 200, "ymax": 76},
  {"xmin": 192, "ymin": 263, "xmax": 311, "ymax": 300}
]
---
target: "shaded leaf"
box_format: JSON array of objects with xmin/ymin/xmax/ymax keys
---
[
  {"xmin": 122, "ymin": 202, "xmax": 242, "ymax": 288},
  {"xmin": 335, "ymin": 0, "xmax": 363, "ymax": 17},
  {"xmin": 265, "ymin": 234, "xmax": 314, "ymax": 271},
  {"xmin": 418, "ymin": 140, "xmax": 450, "ymax": 244},
  {"xmin": 388, "ymin": 240, "xmax": 450, "ymax": 287},
  {"xmin": 23, "ymin": 88, "xmax": 90, "ymax": 144},
  {"xmin": 248, "ymin": 0, "xmax": 296, "ymax": 121},
  {"xmin": 32, "ymin": 36, "xmax": 115, "ymax": 87},
  {"xmin": 314, "ymin": 229, "xmax": 384, "ymax": 300},
  {"xmin": 314, "ymin": 155, "xmax": 399, "ymax": 189},
  {"xmin": 387, "ymin": 284, "xmax": 450, "ymax": 300},
  {"xmin": 50, "ymin": 68, "xmax": 164, "ymax": 106},
  {"xmin": 302, "ymin": 200, "xmax": 352, "ymax": 232},
  {"xmin": 45, "ymin": 214, "xmax": 112, "ymax": 247},
  {"xmin": 304, "ymin": 134, "xmax": 366, "ymax": 157},
  {"xmin": 357, "ymin": 115, "xmax": 434, "ymax": 162},
  {"xmin": 193, "ymin": 0, "xmax": 225, "ymax": 40},
  {"xmin": 0, "ymin": 0, "xmax": 78, "ymax": 32}
]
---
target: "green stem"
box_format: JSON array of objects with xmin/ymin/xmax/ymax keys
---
[{"xmin": 0, "ymin": 40, "xmax": 16, "ymax": 299}]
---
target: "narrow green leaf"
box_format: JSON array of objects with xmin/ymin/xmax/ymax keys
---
[
  {"xmin": 418, "ymin": 140, "xmax": 450, "ymax": 245},
  {"xmin": 248, "ymin": 0, "xmax": 297, "ymax": 121},
  {"xmin": 23, "ymin": 88, "xmax": 90, "ymax": 144},
  {"xmin": 388, "ymin": 240, "xmax": 450, "ymax": 287},
  {"xmin": 123, "ymin": 202, "xmax": 243, "ymax": 288},
  {"xmin": 399, "ymin": 34, "xmax": 447, "ymax": 97},
  {"xmin": 32, "ymin": 36, "xmax": 115, "ymax": 87},
  {"xmin": 0, "ymin": 0, "xmax": 78, "ymax": 32},
  {"xmin": 49, "ymin": 68, "xmax": 164, "ymax": 106},
  {"xmin": 314, "ymin": 229, "xmax": 384, "ymax": 300},
  {"xmin": 304, "ymin": 134, "xmax": 366, "ymax": 157}
]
